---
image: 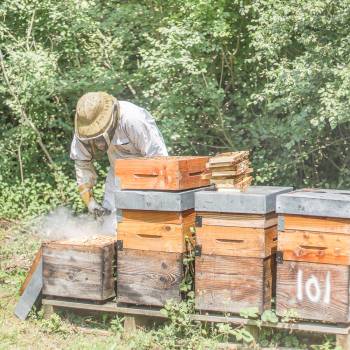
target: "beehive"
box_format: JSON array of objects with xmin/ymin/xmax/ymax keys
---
[
  {"xmin": 42, "ymin": 236, "xmax": 116, "ymax": 301},
  {"xmin": 194, "ymin": 186, "xmax": 292, "ymax": 314},
  {"xmin": 116, "ymin": 187, "xmax": 210, "ymax": 306},
  {"xmin": 276, "ymin": 189, "xmax": 350, "ymax": 323}
]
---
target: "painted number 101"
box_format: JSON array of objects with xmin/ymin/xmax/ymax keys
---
[{"xmin": 296, "ymin": 270, "xmax": 331, "ymax": 304}]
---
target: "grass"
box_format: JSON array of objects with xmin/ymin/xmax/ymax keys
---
[{"xmin": 0, "ymin": 221, "xmax": 341, "ymax": 350}]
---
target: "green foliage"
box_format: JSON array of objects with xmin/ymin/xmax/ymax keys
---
[
  {"xmin": 1, "ymin": 0, "xmax": 350, "ymax": 220},
  {"xmin": 39, "ymin": 313, "xmax": 69, "ymax": 335},
  {"xmin": 239, "ymin": 306, "xmax": 259, "ymax": 319},
  {"xmin": 261, "ymin": 310, "xmax": 279, "ymax": 324},
  {"xmin": 109, "ymin": 315, "xmax": 124, "ymax": 334}
]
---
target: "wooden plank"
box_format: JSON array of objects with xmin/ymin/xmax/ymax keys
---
[
  {"xmin": 208, "ymin": 151, "xmax": 249, "ymax": 166},
  {"xmin": 19, "ymin": 247, "xmax": 42, "ymax": 295},
  {"xmin": 197, "ymin": 212, "xmax": 277, "ymax": 229},
  {"xmin": 211, "ymin": 168, "xmax": 253, "ymax": 179},
  {"xmin": 42, "ymin": 238, "xmax": 115, "ymax": 301},
  {"xmin": 276, "ymin": 260, "xmax": 349, "ymax": 323},
  {"xmin": 118, "ymin": 221, "xmax": 193, "ymax": 253},
  {"xmin": 117, "ymin": 249, "xmax": 183, "ymax": 306},
  {"xmin": 284, "ymin": 214, "xmax": 350, "ymax": 234},
  {"xmin": 115, "ymin": 156, "xmax": 209, "ymax": 191},
  {"xmin": 196, "ymin": 225, "xmax": 277, "ymax": 258},
  {"xmin": 195, "ymin": 255, "xmax": 272, "ymax": 313},
  {"xmin": 41, "ymin": 298, "xmax": 350, "ymax": 334},
  {"xmin": 206, "ymin": 159, "xmax": 250, "ymax": 172},
  {"xmin": 278, "ymin": 229, "xmax": 350, "ymax": 265},
  {"xmin": 214, "ymin": 176, "xmax": 253, "ymax": 190},
  {"xmin": 121, "ymin": 209, "xmax": 195, "ymax": 225}
]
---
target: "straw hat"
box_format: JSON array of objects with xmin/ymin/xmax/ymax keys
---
[{"xmin": 75, "ymin": 92, "xmax": 118, "ymax": 139}]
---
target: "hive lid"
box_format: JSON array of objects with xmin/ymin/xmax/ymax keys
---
[
  {"xmin": 116, "ymin": 186, "xmax": 213, "ymax": 211},
  {"xmin": 276, "ymin": 188, "xmax": 350, "ymax": 218},
  {"xmin": 195, "ymin": 186, "xmax": 293, "ymax": 214}
]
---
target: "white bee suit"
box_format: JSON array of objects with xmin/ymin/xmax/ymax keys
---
[{"xmin": 70, "ymin": 101, "xmax": 168, "ymax": 235}]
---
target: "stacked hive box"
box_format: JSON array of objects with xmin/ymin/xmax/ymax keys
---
[
  {"xmin": 115, "ymin": 156, "xmax": 210, "ymax": 307},
  {"xmin": 194, "ymin": 186, "xmax": 292, "ymax": 314},
  {"xmin": 205, "ymin": 151, "xmax": 253, "ymax": 190},
  {"xmin": 276, "ymin": 189, "xmax": 350, "ymax": 323}
]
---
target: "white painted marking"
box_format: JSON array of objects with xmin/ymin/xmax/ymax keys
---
[
  {"xmin": 297, "ymin": 269, "xmax": 303, "ymax": 301},
  {"xmin": 323, "ymin": 271, "xmax": 331, "ymax": 304},
  {"xmin": 305, "ymin": 274, "xmax": 321, "ymax": 303}
]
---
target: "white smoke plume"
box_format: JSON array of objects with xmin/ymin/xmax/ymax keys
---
[{"xmin": 36, "ymin": 207, "xmax": 104, "ymax": 241}]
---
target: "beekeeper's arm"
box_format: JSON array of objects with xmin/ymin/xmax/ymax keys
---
[
  {"xmin": 125, "ymin": 109, "xmax": 168, "ymax": 157},
  {"xmin": 70, "ymin": 135, "xmax": 105, "ymax": 215}
]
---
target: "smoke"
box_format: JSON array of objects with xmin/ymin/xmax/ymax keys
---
[{"xmin": 36, "ymin": 207, "xmax": 104, "ymax": 241}]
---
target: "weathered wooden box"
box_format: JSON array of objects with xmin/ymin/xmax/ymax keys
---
[
  {"xmin": 194, "ymin": 186, "xmax": 292, "ymax": 314},
  {"xmin": 118, "ymin": 209, "xmax": 195, "ymax": 253},
  {"xmin": 117, "ymin": 248, "xmax": 183, "ymax": 306},
  {"xmin": 276, "ymin": 189, "xmax": 350, "ymax": 322},
  {"xmin": 276, "ymin": 260, "xmax": 349, "ymax": 323},
  {"xmin": 115, "ymin": 156, "xmax": 209, "ymax": 191},
  {"xmin": 42, "ymin": 236, "xmax": 116, "ymax": 301},
  {"xmin": 195, "ymin": 254, "xmax": 274, "ymax": 314}
]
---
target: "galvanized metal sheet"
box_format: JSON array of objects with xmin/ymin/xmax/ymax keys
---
[
  {"xmin": 14, "ymin": 258, "xmax": 42, "ymax": 320},
  {"xmin": 116, "ymin": 186, "xmax": 213, "ymax": 211},
  {"xmin": 276, "ymin": 189, "xmax": 350, "ymax": 218},
  {"xmin": 195, "ymin": 186, "xmax": 293, "ymax": 214}
]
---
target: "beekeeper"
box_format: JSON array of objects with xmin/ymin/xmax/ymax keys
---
[{"xmin": 70, "ymin": 92, "xmax": 168, "ymax": 234}]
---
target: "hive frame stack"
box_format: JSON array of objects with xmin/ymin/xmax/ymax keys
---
[
  {"xmin": 276, "ymin": 189, "xmax": 350, "ymax": 323},
  {"xmin": 205, "ymin": 151, "xmax": 252, "ymax": 191},
  {"xmin": 115, "ymin": 156, "xmax": 210, "ymax": 307},
  {"xmin": 194, "ymin": 186, "xmax": 292, "ymax": 314}
]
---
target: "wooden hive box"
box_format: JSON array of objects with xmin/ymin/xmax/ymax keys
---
[
  {"xmin": 118, "ymin": 209, "xmax": 195, "ymax": 253},
  {"xmin": 194, "ymin": 186, "xmax": 292, "ymax": 314},
  {"xmin": 276, "ymin": 189, "xmax": 350, "ymax": 323},
  {"xmin": 117, "ymin": 249, "xmax": 183, "ymax": 306},
  {"xmin": 115, "ymin": 156, "xmax": 210, "ymax": 191},
  {"xmin": 42, "ymin": 236, "xmax": 116, "ymax": 301},
  {"xmin": 115, "ymin": 188, "xmax": 204, "ymax": 306}
]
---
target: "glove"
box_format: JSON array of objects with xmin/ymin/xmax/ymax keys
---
[
  {"xmin": 78, "ymin": 183, "xmax": 111, "ymax": 218},
  {"xmin": 87, "ymin": 198, "xmax": 111, "ymax": 218}
]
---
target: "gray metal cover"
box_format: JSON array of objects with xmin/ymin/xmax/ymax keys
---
[
  {"xmin": 276, "ymin": 188, "xmax": 350, "ymax": 218},
  {"xmin": 116, "ymin": 186, "xmax": 213, "ymax": 211},
  {"xmin": 195, "ymin": 186, "xmax": 293, "ymax": 214},
  {"xmin": 14, "ymin": 257, "xmax": 42, "ymax": 320}
]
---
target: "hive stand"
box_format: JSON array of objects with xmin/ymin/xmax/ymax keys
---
[{"xmin": 41, "ymin": 298, "xmax": 350, "ymax": 349}]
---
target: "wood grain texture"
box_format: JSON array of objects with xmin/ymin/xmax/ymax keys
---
[
  {"xmin": 117, "ymin": 249, "xmax": 183, "ymax": 306},
  {"xmin": 118, "ymin": 221, "xmax": 193, "ymax": 253},
  {"xmin": 196, "ymin": 225, "xmax": 277, "ymax": 258},
  {"xmin": 195, "ymin": 255, "xmax": 272, "ymax": 313},
  {"xmin": 121, "ymin": 209, "xmax": 195, "ymax": 225},
  {"xmin": 115, "ymin": 156, "xmax": 209, "ymax": 190},
  {"xmin": 43, "ymin": 239, "xmax": 115, "ymax": 301},
  {"xmin": 278, "ymin": 229, "xmax": 350, "ymax": 265},
  {"xmin": 276, "ymin": 260, "xmax": 349, "ymax": 323},
  {"xmin": 19, "ymin": 247, "xmax": 42, "ymax": 295},
  {"xmin": 197, "ymin": 212, "xmax": 277, "ymax": 229},
  {"xmin": 284, "ymin": 214, "xmax": 350, "ymax": 234}
]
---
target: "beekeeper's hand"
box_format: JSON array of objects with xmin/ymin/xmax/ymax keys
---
[{"xmin": 87, "ymin": 198, "xmax": 111, "ymax": 218}]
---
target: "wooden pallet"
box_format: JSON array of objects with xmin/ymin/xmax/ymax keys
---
[{"xmin": 41, "ymin": 298, "xmax": 350, "ymax": 349}]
